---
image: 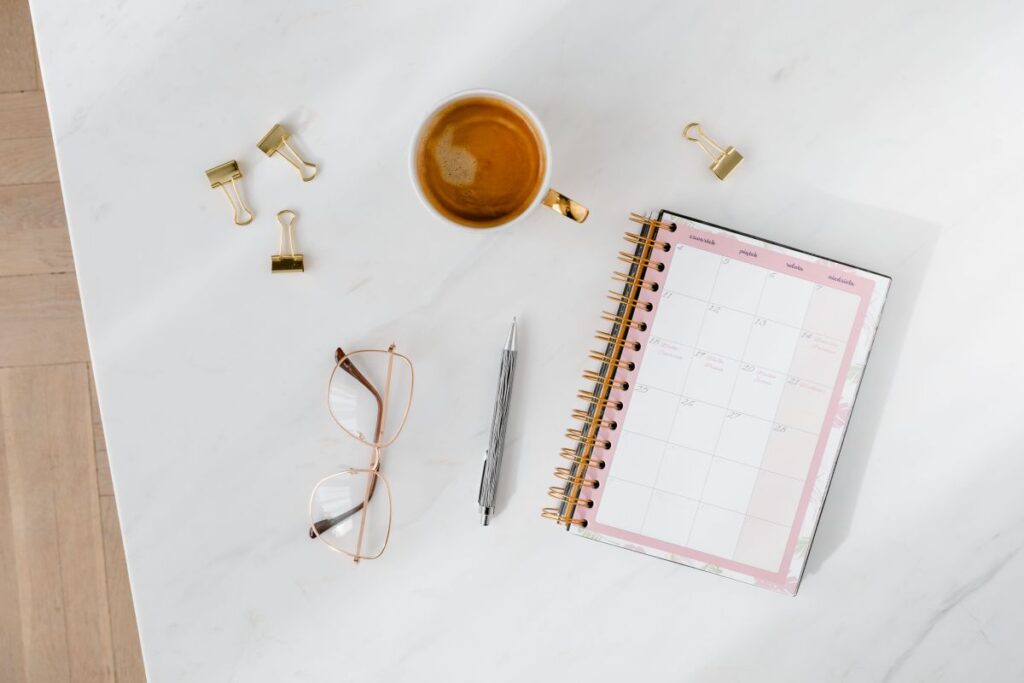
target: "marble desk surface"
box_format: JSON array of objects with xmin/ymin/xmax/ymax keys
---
[{"xmin": 30, "ymin": 0, "xmax": 1024, "ymax": 680}]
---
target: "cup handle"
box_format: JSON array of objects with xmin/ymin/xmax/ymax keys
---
[{"xmin": 542, "ymin": 189, "xmax": 589, "ymax": 223}]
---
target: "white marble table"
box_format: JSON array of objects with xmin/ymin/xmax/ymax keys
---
[{"xmin": 30, "ymin": 0, "xmax": 1024, "ymax": 680}]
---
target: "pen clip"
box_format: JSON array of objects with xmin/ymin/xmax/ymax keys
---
[
  {"xmin": 477, "ymin": 450, "xmax": 490, "ymax": 503},
  {"xmin": 480, "ymin": 450, "xmax": 491, "ymax": 480}
]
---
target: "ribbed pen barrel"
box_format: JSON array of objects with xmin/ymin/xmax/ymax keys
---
[{"xmin": 478, "ymin": 345, "xmax": 517, "ymax": 524}]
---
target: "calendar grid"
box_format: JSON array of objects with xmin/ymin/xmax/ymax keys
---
[
  {"xmin": 633, "ymin": 338, "xmax": 837, "ymax": 422},
  {"xmin": 614, "ymin": 427, "xmax": 806, "ymax": 480},
  {"xmin": 661, "ymin": 288, "xmax": 849, "ymax": 346},
  {"xmin": 600, "ymin": 243, "xmax": 861, "ymax": 570},
  {"xmin": 575, "ymin": 213, "xmax": 888, "ymax": 595},
  {"xmin": 619, "ymin": 385, "xmax": 820, "ymax": 438},
  {"xmin": 682, "ymin": 262, "xmax": 771, "ymax": 548},
  {"xmin": 607, "ymin": 475, "xmax": 792, "ymax": 532},
  {"xmin": 635, "ymin": 256, "xmax": 725, "ymax": 535}
]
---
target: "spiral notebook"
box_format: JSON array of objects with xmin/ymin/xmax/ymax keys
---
[{"xmin": 544, "ymin": 211, "xmax": 890, "ymax": 595}]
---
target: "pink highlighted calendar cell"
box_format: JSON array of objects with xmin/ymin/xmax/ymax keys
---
[
  {"xmin": 789, "ymin": 333, "xmax": 846, "ymax": 386},
  {"xmin": 803, "ymin": 285, "xmax": 860, "ymax": 340},
  {"xmin": 733, "ymin": 516, "xmax": 791, "ymax": 571},
  {"xmin": 747, "ymin": 470, "xmax": 803, "ymax": 526},
  {"xmin": 775, "ymin": 380, "xmax": 831, "ymax": 433},
  {"xmin": 759, "ymin": 426, "xmax": 818, "ymax": 479}
]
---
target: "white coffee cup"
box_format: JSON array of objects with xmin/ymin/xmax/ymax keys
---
[{"xmin": 409, "ymin": 89, "xmax": 588, "ymax": 229}]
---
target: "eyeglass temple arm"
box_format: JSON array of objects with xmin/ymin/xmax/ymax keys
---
[
  {"xmin": 335, "ymin": 346, "xmax": 385, "ymax": 443},
  {"xmin": 309, "ymin": 502, "xmax": 362, "ymax": 537},
  {"xmin": 308, "ymin": 461, "xmax": 382, "ymax": 538},
  {"xmin": 309, "ymin": 348, "xmax": 388, "ymax": 539}
]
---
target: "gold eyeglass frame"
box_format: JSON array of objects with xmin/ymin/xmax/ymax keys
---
[{"xmin": 307, "ymin": 344, "xmax": 414, "ymax": 562}]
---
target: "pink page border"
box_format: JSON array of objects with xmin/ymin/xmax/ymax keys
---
[{"xmin": 577, "ymin": 218, "xmax": 876, "ymax": 590}]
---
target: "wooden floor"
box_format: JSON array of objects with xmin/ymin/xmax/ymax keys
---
[{"xmin": 0, "ymin": 1, "xmax": 146, "ymax": 681}]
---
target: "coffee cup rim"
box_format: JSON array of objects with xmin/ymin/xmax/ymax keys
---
[{"xmin": 409, "ymin": 88, "xmax": 553, "ymax": 229}]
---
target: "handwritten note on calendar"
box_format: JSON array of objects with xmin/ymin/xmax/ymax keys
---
[{"xmin": 576, "ymin": 212, "xmax": 889, "ymax": 594}]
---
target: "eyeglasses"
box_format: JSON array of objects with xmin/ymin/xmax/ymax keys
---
[{"xmin": 308, "ymin": 344, "xmax": 414, "ymax": 561}]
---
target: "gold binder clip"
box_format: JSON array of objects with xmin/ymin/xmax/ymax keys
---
[
  {"xmin": 272, "ymin": 209, "xmax": 304, "ymax": 273},
  {"xmin": 205, "ymin": 160, "xmax": 254, "ymax": 226},
  {"xmin": 258, "ymin": 124, "xmax": 319, "ymax": 182},
  {"xmin": 682, "ymin": 123, "xmax": 743, "ymax": 180}
]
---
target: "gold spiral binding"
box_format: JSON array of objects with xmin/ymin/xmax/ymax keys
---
[
  {"xmin": 582, "ymin": 369, "xmax": 628, "ymax": 391},
  {"xmin": 576, "ymin": 389, "xmax": 623, "ymax": 411},
  {"xmin": 594, "ymin": 330, "xmax": 641, "ymax": 352},
  {"xmin": 544, "ymin": 213, "xmax": 666, "ymax": 529},
  {"xmin": 571, "ymin": 408, "xmax": 617, "ymax": 429},
  {"xmin": 546, "ymin": 485, "xmax": 578, "ymax": 504},
  {"xmin": 629, "ymin": 212, "xmax": 675, "ymax": 232},
  {"xmin": 554, "ymin": 467, "xmax": 599, "ymax": 488},
  {"xmin": 611, "ymin": 270, "xmax": 659, "ymax": 291},
  {"xmin": 600, "ymin": 310, "xmax": 648, "ymax": 331},
  {"xmin": 566, "ymin": 427, "xmax": 611, "ymax": 450},
  {"xmin": 587, "ymin": 350, "xmax": 634, "ymax": 371},
  {"xmin": 624, "ymin": 232, "xmax": 670, "ymax": 253},
  {"xmin": 618, "ymin": 251, "xmax": 665, "ymax": 273},
  {"xmin": 560, "ymin": 447, "xmax": 606, "ymax": 469},
  {"xmin": 608, "ymin": 290, "xmax": 653, "ymax": 312},
  {"xmin": 542, "ymin": 508, "xmax": 588, "ymax": 526}
]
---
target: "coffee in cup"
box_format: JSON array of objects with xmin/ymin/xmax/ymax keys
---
[{"xmin": 411, "ymin": 90, "xmax": 587, "ymax": 229}]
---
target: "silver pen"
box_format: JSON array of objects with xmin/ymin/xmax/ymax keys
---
[{"xmin": 478, "ymin": 318, "xmax": 518, "ymax": 526}]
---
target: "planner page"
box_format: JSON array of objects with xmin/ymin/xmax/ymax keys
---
[{"xmin": 574, "ymin": 212, "xmax": 890, "ymax": 595}]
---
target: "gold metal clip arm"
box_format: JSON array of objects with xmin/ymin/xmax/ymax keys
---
[
  {"xmin": 682, "ymin": 122, "xmax": 743, "ymax": 180},
  {"xmin": 221, "ymin": 179, "xmax": 255, "ymax": 225},
  {"xmin": 206, "ymin": 160, "xmax": 254, "ymax": 226},
  {"xmin": 272, "ymin": 209, "xmax": 305, "ymax": 273},
  {"xmin": 258, "ymin": 124, "xmax": 319, "ymax": 182}
]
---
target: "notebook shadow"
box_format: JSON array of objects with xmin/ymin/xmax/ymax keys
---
[
  {"xmin": 675, "ymin": 174, "xmax": 940, "ymax": 579},
  {"xmin": 802, "ymin": 222, "xmax": 937, "ymax": 576},
  {"xmin": 758, "ymin": 193, "xmax": 937, "ymax": 578}
]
